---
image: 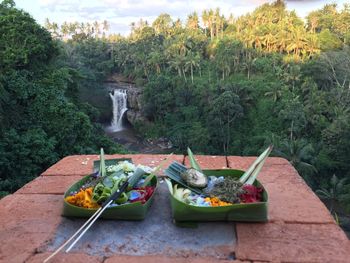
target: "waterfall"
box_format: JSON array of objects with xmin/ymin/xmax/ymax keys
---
[{"xmin": 109, "ymin": 89, "xmax": 128, "ymax": 132}]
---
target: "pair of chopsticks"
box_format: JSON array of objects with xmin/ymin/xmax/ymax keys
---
[{"xmin": 44, "ymin": 153, "xmax": 172, "ymax": 262}]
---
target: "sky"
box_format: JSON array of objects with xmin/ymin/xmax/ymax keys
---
[{"xmin": 15, "ymin": 0, "xmax": 349, "ymax": 36}]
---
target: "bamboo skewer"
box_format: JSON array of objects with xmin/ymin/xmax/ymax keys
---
[
  {"xmin": 44, "ymin": 153, "xmax": 173, "ymax": 262},
  {"xmin": 43, "ymin": 206, "xmax": 102, "ymax": 263},
  {"xmin": 65, "ymin": 199, "xmax": 114, "ymax": 252}
]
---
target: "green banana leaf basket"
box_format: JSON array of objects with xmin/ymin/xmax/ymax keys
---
[
  {"xmin": 168, "ymin": 169, "xmax": 268, "ymax": 223},
  {"xmin": 62, "ymin": 158, "xmax": 158, "ymax": 220}
]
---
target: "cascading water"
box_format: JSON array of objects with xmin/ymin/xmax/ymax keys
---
[{"xmin": 109, "ymin": 89, "xmax": 128, "ymax": 132}]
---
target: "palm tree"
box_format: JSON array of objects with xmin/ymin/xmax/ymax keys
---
[
  {"xmin": 307, "ymin": 11, "xmax": 319, "ymax": 33},
  {"xmin": 103, "ymin": 20, "xmax": 109, "ymax": 32},
  {"xmin": 286, "ymin": 26, "xmax": 307, "ymax": 57},
  {"xmin": 186, "ymin": 12, "xmax": 199, "ymax": 30},
  {"xmin": 44, "ymin": 18, "xmax": 51, "ymax": 30},
  {"xmin": 61, "ymin": 21, "xmax": 69, "ymax": 39},
  {"xmin": 305, "ymin": 33, "xmax": 321, "ymax": 58},
  {"xmin": 202, "ymin": 10, "xmax": 208, "ymax": 35},
  {"xmin": 208, "ymin": 9, "xmax": 214, "ymax": 40},
  {"xmin": 274, "ymin": 138, "xmax": 317, "ymax": 183},
  {"xmin": 264, "ymin": 83, "xmax": 283, "ymax": 102},
  {"xmin": 148, "ymin": 50, "xmax": 163, "ymax": 74},
  {"xmin": 185, "ymin": 51, "xmax": 200, "ymax": 84},
  {"xmin": 284, "ymin": 64, "xmax": 301, "ymax": 92},
  {"xmin": 214, "ymin": 8, "xmax": 221, "ymax": 39},
  {"xmin": 169, "ymin": 54, "xmax": 183, "ymax": 78},
  {"xmin": 93, "ymin": 21, "xmax": 100, "ymax": 38},
  {"xmin": 152, "ymin": 13, "xmax": 172, "ymax": 35},
  {"xmin": 316, "ymin": 174, "xmax": 347, "ymax": 213}
]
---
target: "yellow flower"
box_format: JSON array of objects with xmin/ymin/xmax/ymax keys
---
[{"xmin": 65, "ymin": 187, "xmax": 100, "ymax": 209}]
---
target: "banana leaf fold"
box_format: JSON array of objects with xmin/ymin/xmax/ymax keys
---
[{"xmin": 62, "ymin": 158, "xmax": 158, "ymax": 220}]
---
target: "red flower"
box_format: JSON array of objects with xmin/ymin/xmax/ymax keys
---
[
  {"xmin": 239, "ymin": 185, "xmax": 263, "ymax": 203},
  {"xmin": 130, "ymin": 186, "xmax": 155, "ymax": 204}
]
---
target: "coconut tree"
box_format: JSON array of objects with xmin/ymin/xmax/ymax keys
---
[
  {"xmin": 208, "ymin": 9, "xmax": 215, "ymax": 40},
  {"xmin": 316, "ymin": 174, "xmax": 347, "ymax": 213},
  {"xmin": 264, "ymin": 83, "xmax": 284, "ymax": 102},
  {"xmin": 169, "ymin": 54, "xmax": 184, "ymax": 78},
  {"xmin": 202, "ymin": 10, "xmax": 209, "ymax": 35},
  {"xmin": 185, "ymin": 51, "xmax": 200, "ymax": 84},
  {"xmin": 274, "ymin": 138, "xmax": 317, "ymax": 184},
  {"xmin": 61, "ymin": 21, "xmax": 69, "ymax": 39},
  {"xmin": 152, "ymin": 13, "xmax": 172, "ymax": 35},
  {"xmin": 286, "ymin": 26, "xmax": 307, "ymax": 57},
  {"xmin": 103, "ymin": 20, "xmax": 109, "ymax": 32},
  {"xmin": 186, "ymin": 12, "xmax": 199, "ymax": 30}
]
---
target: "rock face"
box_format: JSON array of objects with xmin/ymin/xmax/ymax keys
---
[
  {"xmin": 104, "ymin": 78, "xmax": 149, "ymax": 127},
  {"xmin": 125, "ymin": 85, "xmax": 150, "ymax": 126}
]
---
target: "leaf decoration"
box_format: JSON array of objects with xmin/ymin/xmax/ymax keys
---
[
  {"xmin": 187, "ymin": 147, "xmax": 203, "ymax": 173},
  {"xmin": 99, "ymin": 148, "xmax": 106, "ymax": 178},
  {"xmin": 239, "ymin": 145, "xmax": 273, "ymax": 185}
]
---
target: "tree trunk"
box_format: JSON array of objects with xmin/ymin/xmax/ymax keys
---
[
  {"xmin": 178, "ymin": 68, "xmax": 182, "ymax": 77},
  {"xmin": 182, "ymin": 68, "xmax": 187, "ymax": 82},
  {"xmin": 191, "ymin": 64, "xmax": 194, "ymax": 84}
]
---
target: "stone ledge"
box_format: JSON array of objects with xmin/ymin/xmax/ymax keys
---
[
  {"xmin": 15, "ymin": 175, "xmax": 84, "ymax": 195},
  {"xmin": 0, "ymin": 194, "xmax": 63, "ymax": 263},
  {"xmin": 0, "ymin": 154, "xmax": 349, "ymax": 263},
  {"xmin": 184, "ymin": 155, "xmax": 228, "ymax": 169},
  {"xmin": 235, "ymin": 221, "xmax": 350, "ymax": 262}
]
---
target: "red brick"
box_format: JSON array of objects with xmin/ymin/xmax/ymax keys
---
[
  {"xmin": 26, "ymin": 252, "xmax": 102, "ymax": 263},
  {"xmin": 42, "ymin": 154, "xmax": 184, "ymax": 176},
  {"xmin": 41, "ymin": 155, "xmax": 111, "ymax": 176},
  {"xmin": 0, "ymin": 194, "xmax": 63, "ymax": 263},
  {"xmin": 15, "ymin": 176, "xmax": 83, "ymax": 195},
  {"xmin": 227, "ymin": 156, "xmax": 290, "ymax": 171},
  {"xmin": 227, "ymin": 156, "xmax": 254, "ymax": 171},
  {"xmin": 260, "ymin": 167, "xmax": 334, "ymax": 224},
  {"xmin": 184, "ymin": 155, "xmax": 228, "ymax": 169},
  {"xmin": 235, "ymin": 221, "xmax": 350, "ymax": 262}
]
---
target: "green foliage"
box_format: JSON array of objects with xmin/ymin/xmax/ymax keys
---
[
  {"xmin": 0, "ymin": 3, "xmax": 57, "ymax": 71},
  {"xmin": 318, "ymin": 29, "xmax": 343, "ymax": 51},
  {"xmin": 0, "ymin": 2, "xmax": 125, "ymax": 196},
  {"xmin": 0, "ymin": 128, "xmax": 57, "ymax": 194},
  {"xmin": 208, "ymin": 91, "xmax": 243, "ymax": 154}
]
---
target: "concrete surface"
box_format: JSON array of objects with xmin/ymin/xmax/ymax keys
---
[{"xmin": 47, "ymin": 183, "xmax": 235, "ymax": 259}]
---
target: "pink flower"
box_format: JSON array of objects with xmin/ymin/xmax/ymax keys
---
[{"xmin": 239, "ymin": 185, "xmax": 263, "ymax": 203}]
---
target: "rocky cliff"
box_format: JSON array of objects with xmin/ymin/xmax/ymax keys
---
[
  {"xmin": 104, "ymin": 77, "xmax": 149, "ymax": 127},
  {"xmin": 126, "ymin": 85, "xmax": 150, "ymax": 126}
]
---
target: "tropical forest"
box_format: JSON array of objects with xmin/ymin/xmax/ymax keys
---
[{"xmin": 0, "ymin": 0, "xmax": 349, "ymax": 233}]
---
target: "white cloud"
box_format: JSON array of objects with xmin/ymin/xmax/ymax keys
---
[{"xmin": 17, "ymin": 0, "xmax": 348, "ymax": 36}]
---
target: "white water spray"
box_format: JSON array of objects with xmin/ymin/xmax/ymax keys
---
[{"xmin": 109, "ymin": 89, "xmax": 127, "ymax": 132}]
